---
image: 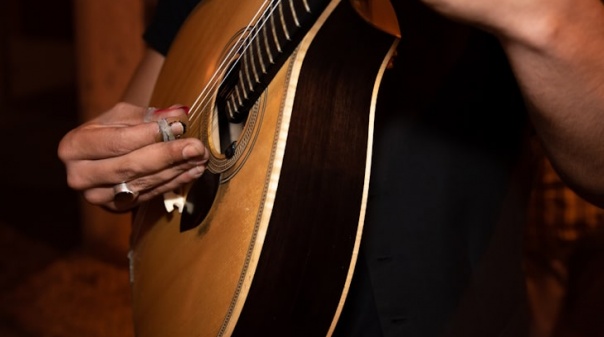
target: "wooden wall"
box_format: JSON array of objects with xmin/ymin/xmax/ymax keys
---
[{"xmin": 72, "ymin": 0, "xmax": 149, "ymax": 261}]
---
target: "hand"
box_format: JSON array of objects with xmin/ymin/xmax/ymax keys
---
[{"xmin": 58, "ymin": 102, "xmax": 209, "ymax": 212}]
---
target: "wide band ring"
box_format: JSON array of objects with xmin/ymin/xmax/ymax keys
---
[{"xmin": 113, "ymin": 182, "xmax": 138, "ymax": 204}]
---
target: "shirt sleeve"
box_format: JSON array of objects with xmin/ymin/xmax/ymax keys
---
[{"xmin": 143, "ymin": 0, "xmax": 202, "ymax": 56}]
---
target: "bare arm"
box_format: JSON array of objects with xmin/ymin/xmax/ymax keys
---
[
  {"xmin": 420, "ymin": 0, "xmax": 604, "ymax": 206},
  {"xmin": 122, "ymin": 48, "xmax": 166, "ymax": 106},
  {"xmin": 502, "ymin": 2, "xmax": 604, "ymax": 207}
]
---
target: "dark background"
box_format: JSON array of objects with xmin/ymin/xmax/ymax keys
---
[{"xmin": 0, "ymin": 1, "xmax": 602, "ymax": 336}]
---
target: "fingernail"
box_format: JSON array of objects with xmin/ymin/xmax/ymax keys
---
[
  {"xmin": 188, "ymin": 159, "xmax": 207, "ymax": 166},
  {"xmin": 188, "ymin": 165, "xmax": 204, "ymax": 177},
  {"xmin": 182, "ymin": 144, "xmax": 203, "ymax": 160},
  {"xmin": 169, "ymin": 121, "xmax": 186, "ymax": 138},
  {"xmin": 155, "ymin": 116, "xmax": 189, "ymax": 142},
  {"xmin": 156, "ymin": 105, "xmax": 189, "ymax": 114}
]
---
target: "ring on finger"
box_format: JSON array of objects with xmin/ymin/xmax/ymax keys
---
[{"xmin": 113, "ymin": 182, "xmax": 139, "ymax": 205}]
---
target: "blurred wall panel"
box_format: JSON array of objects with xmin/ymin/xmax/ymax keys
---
[{"xmin": 72, "ymin": 0, "xmax": 146, "ymax": 262}]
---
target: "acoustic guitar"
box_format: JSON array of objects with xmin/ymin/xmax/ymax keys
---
[{"xmin": 130, "ymin": 0, "xmax": 400, "ymax": 336}]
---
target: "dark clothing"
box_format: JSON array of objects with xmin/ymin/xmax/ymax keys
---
[
  {"xmin": 143, "ymin": 0, "xmax": 201, "ymax": 56},
  {"xmin": 144, "ymin": 1, "xmax": 534, "ymax": 336}
]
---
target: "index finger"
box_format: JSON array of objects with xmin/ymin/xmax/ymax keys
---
[{"xmin": 59, "ymin": 117, "xmax": 188, "ymax": 161}]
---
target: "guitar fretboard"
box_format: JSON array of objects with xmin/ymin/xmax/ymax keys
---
[{"xmin": 219, "ymin": 0, "xmax": 328, "ymax": 124}]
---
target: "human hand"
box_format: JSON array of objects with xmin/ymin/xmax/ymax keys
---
[{"xmin": 57, "ymin": 102, "xmax": 209, "ymax": 212}]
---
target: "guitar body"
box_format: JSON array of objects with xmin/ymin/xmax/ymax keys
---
[{"xmin": 130, "ymin": 1, "xmax": 399, "ymax": 336}]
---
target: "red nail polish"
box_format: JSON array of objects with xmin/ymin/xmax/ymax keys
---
[{"xmin": 154, "ymin": 105, "xmax": 190, "ymax": 114}]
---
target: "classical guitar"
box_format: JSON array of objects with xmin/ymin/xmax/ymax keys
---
[{"xmin": 130, "ymin": 0, "xmax": 400, "ymax": 336}]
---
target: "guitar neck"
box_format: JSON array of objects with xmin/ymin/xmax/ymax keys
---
[{"xmin": 218, "ymin": 0, "xmax": 330, "ymax": 124}]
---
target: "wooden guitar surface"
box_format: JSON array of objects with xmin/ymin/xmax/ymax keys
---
[{"xmin": 130, "ymin": 0, "xmax": 399, "ymax": 336}]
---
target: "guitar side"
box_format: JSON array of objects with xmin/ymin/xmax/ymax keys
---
[{"xmin": 130, "ymin": 1, "xmax": 399, "ymax": 336}]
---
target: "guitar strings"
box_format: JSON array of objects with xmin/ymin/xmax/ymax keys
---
[
  {"xmin": 130, "ymin": 3, "xmax": 280, "ymax": 255},
  {"xmin": 130, "ymin": 3, "xmax": 285, "ymax": 264},
  {"xmin": 187, "ymin": 0, "xmax": 280, "ymax": 130},
  {"xmin": 186, "ymin": 1, "xmax": 281, "ymax": 132}
]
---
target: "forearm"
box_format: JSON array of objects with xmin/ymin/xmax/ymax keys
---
[
  {"xmin": 417, "ymin": 0, "xmax": 604, "ymax": 205},
  {"xmin": 121, "ymin": 48, "xmax": 166, "ymax": 106},
  {"xmin": 499, "ymin": 1, "xmax": 604, "ymax": 206}
]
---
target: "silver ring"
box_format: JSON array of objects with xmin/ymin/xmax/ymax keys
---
[{"xmin": 113, "ymin": 182, "xmax": 138, "ymax": 204}]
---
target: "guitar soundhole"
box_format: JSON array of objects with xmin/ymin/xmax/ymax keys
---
[
  {"xmin": 180, "ymin": 171, "xmax": 220, "ymax": 232},
  {"xmin": 215, "ymin": 60, "xmax": 246, "ymax": 158},
  {"xmin": 204, "ymin": 29, "xmax": 267, "ymax": 178}
]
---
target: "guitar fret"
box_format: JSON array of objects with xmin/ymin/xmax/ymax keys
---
[
  {"xmin": 226, "ymin": 100, "xmax": 235, "ymax": 119},
  {"xmin": 288, "ymin": 0, "xmax": 301, "ymax": 27},
  {"xmin": 238, "ymin": 76, "xmax": 249, "ymax": 100},
  {"xmin": 270, "ymin": 15, "xmax": 283, "ymax": 53},
  {"xmin": 235, "ymin": 85, "xmax": 243, "ymax": 106},
  {"xmin": 278, "ymin": 3, "xmax": 291, "ymax": 41},
  {"xmin": 302, "ymin": 0, "xmax": 311, "ymax": 12},
  {"xmin": 248, "ymin": 42, "xmax": 260, "ymax": 84},
  {"xmin": 242, "ymin": 55, "xmax": 254, "ymax": 91},
  {"xmin": 255, "ymin": 34, "xmax": 267, "ymax": 74},
  {"xmin": 230, "ymin": 96, "xmax": 239, "ymax": 112},
  {"xmin": 262, "ymin": 24, "xmax": 275, "ymax": 64}
]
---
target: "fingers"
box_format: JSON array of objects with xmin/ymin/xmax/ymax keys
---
[
  {"xmin": 66, "ymin": 137, "xmax": 208, "ymax": 191},
  {"xmin": 58, "ymin": 104, "xmax": 190, "ymax": 161},
  {"xmin": 82, "ymin": 155, "xmax": 208, "ymax": 211},
  {"xmin": 58, "ymin": 101, "xmax": 206, "ymax": 212}
]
